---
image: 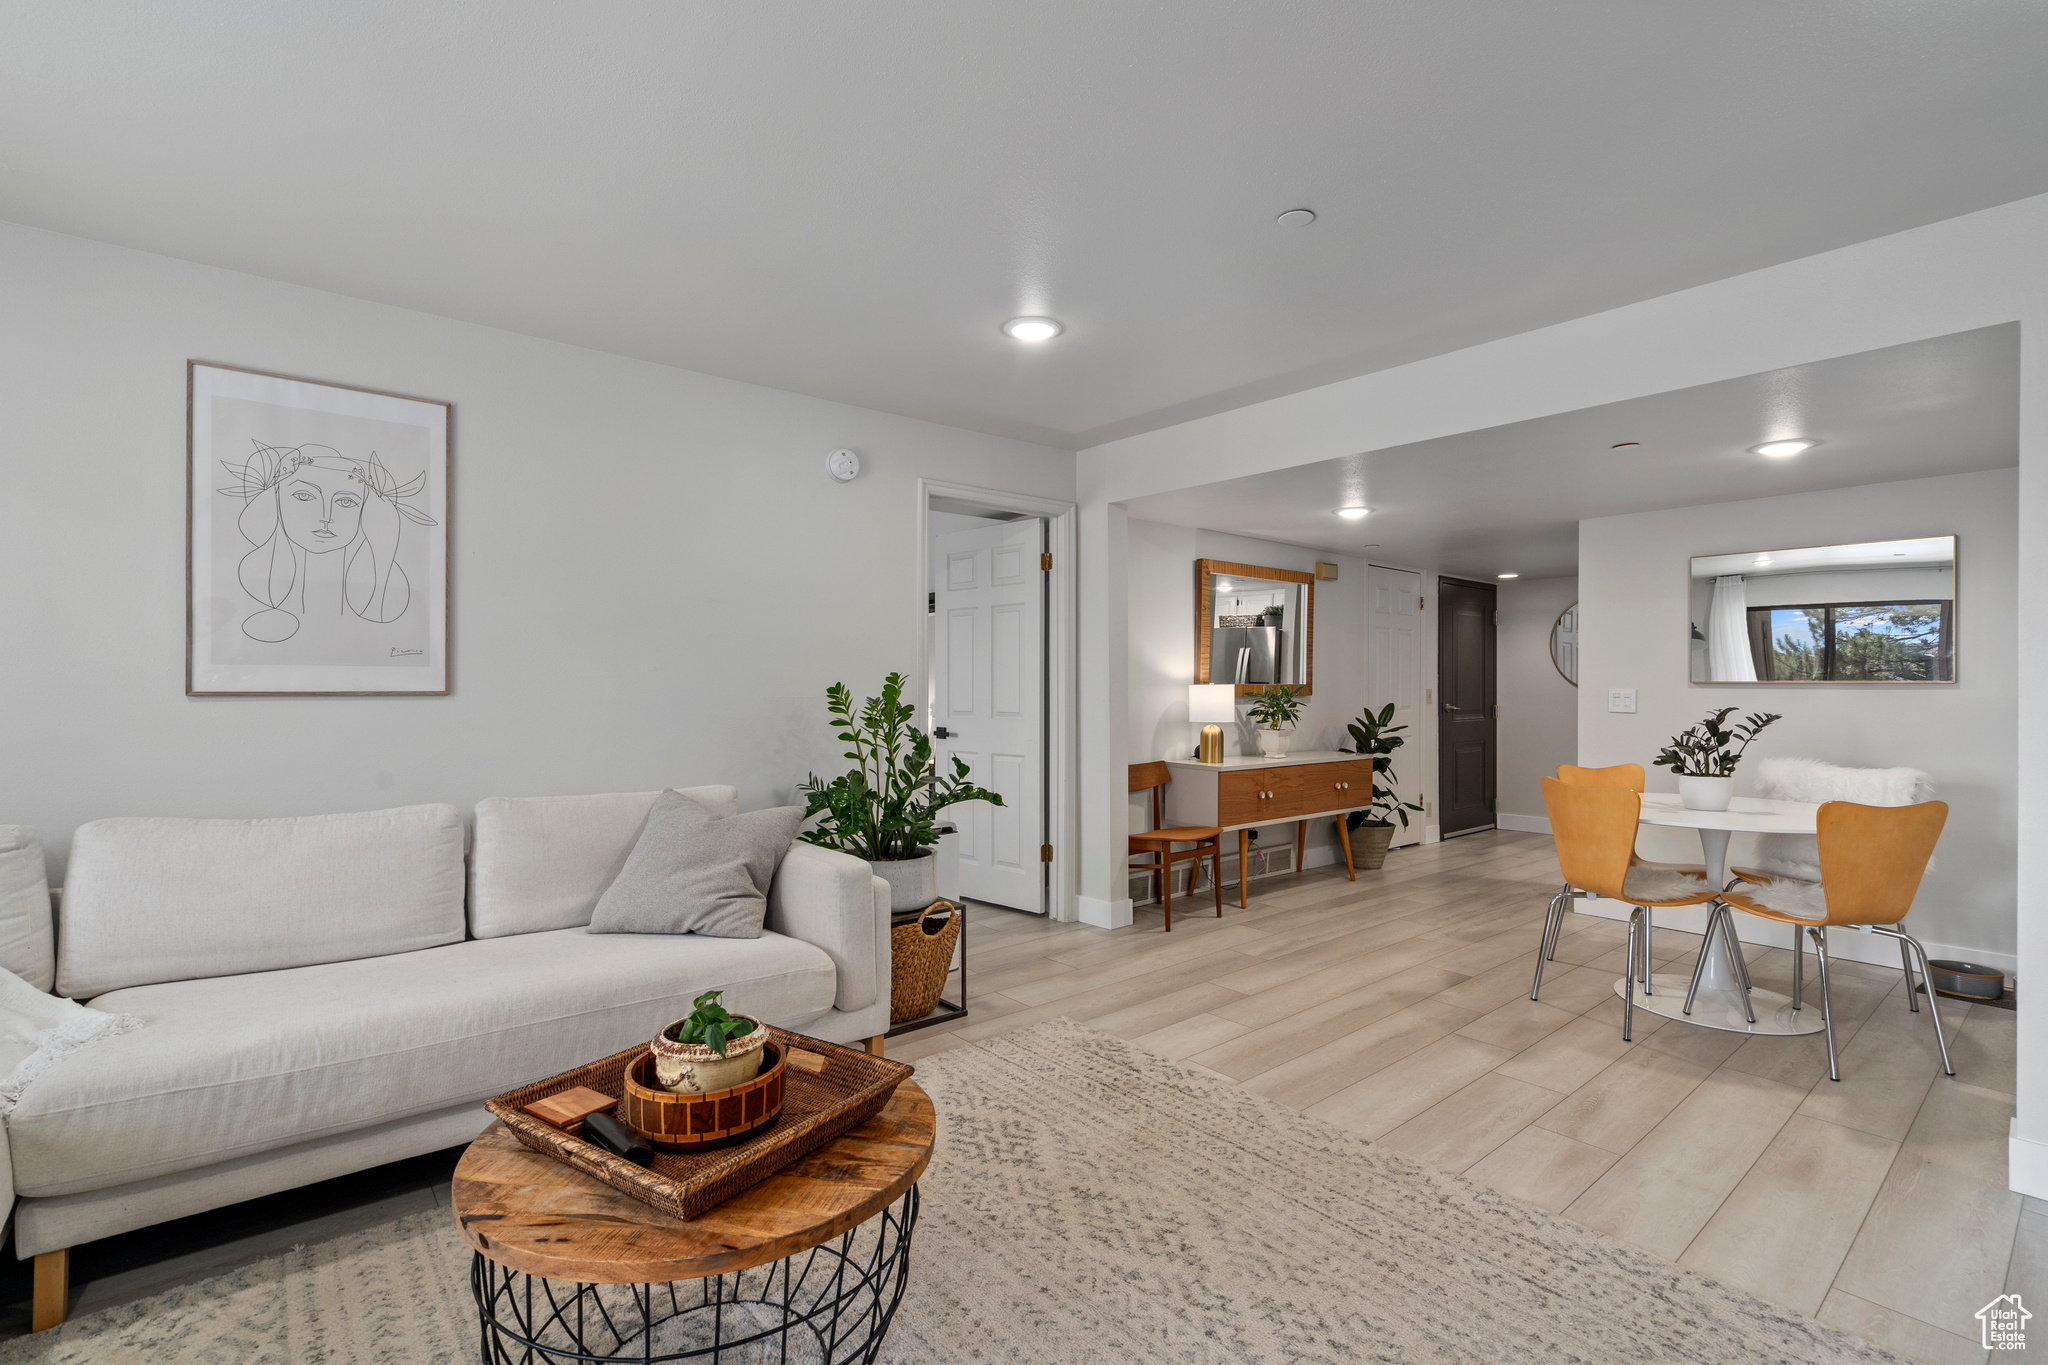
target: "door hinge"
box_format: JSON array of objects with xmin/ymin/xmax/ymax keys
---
[
  {"xmin": 1040, "ymin": 844, "xmax": 1054, "ymax": 863},
  {"xmin": 927, "ymin": 591, "xmax": 935, "ymax": 614},
  {"xmin": 1041, "ymin": 553, "xmax": 1052, "ymax": 571},
  {"xmin": 1419, "ymin": 596, "xmax": 1426, "ymax": 611}
]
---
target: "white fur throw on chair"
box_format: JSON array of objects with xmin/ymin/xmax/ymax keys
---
[{"xmin": 1747, "ymin": 756, "xmax": 1935, "ymax": 882}]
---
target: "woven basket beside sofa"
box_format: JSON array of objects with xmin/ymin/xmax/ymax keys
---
[{"xmin": 890, "ymin": 901, "xmax": 960, "ymax": 1023}]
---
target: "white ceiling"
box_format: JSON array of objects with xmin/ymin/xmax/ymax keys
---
[
  {"xmin": 1121, "ymin": 326, "xmax": 2018, "ymax": 580},
  {"xmin": 5, "ymin": 4, "xmax": 2048, "ymax": 448}
]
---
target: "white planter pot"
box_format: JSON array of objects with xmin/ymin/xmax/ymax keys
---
[
  {"xmin": 1257, "ymin": 729, "xmax": 1293, "ymax": 757},
  {"xmin": 870, "ymin": 850, "xmax": 940, "ymax": 912},
  {"xmin": 1678, "ymin": 775, "xmax": 1734, "ymax": 812}
]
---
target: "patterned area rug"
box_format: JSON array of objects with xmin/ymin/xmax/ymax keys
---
[{"xmin": 0, "ymin": 1019, "xmax": 1903, "ymax": 1363}]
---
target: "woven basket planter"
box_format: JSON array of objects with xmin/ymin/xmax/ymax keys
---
[
  {"xmin": 891, "ymin": 900, "xmax": 961, "ymax": 1024},
  {"xmin": 1348, "ymin": 822, "xmax": 1397, "ymax": 871}
]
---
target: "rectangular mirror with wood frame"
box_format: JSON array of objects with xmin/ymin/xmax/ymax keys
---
[{"xmin": 1195, "ymin": 559, "xmax": 1315, "ymax": 696}]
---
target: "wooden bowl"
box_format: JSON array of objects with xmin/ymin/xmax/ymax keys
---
[{"xmin": 620, "ymin": 1041, "xmax": 786, "ymax": 1150}]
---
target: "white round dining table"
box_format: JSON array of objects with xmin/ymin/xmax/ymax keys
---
[{"xmin": 1616, "ymin": 793, "xmax": 1827, "ymax": 1036}]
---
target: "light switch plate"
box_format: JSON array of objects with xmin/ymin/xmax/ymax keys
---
[{"xmin": 1607, "ymin": 688, "xmax": 1637, "ymax": 714}]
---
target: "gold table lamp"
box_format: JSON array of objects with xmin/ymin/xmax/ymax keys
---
[{"xmin": 1189, "ymin": 684, "xmax": 1237, "ymax": 764}]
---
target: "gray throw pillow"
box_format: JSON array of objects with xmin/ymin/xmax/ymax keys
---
[{"xmin": 587, "ymin": 791, "xmax": 804, "ymax": 938}]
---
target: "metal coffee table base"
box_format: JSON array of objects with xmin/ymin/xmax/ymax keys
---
[
  {"xmin": 1616, "ymin": 975, "xmax": 1826, "ymax": 1036},
  {"xmin": 471, "ymin": 1187, "xmax": 919, "ymax": 1364}
]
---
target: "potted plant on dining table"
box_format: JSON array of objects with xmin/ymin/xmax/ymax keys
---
[
  {"xmin": 1341, "ymin": 702, "xmax": 1425, "ymax": 870},
  {"xmin": 1652, "ymin": 706, "xmax": 1783, "ymax": 810}
]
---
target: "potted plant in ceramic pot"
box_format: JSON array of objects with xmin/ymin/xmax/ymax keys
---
[
  {"xmin": 1341, "ymin": 702, "xmax": 1425, "ymax": 870},
  {"xmin": 1652, "ymin": 707, "xmax": 1783, "ymax": 810},
  {"xmin": 1246, "ymin": 684, "xmax": 1306, "ymax": 757},
  {"xmin": 651, "ymin": 989, "xmax": 770, "ymax": 1093},
  {"xmin": 799, "ymin": 672, "xmax": 1004, "ymax": 910}
]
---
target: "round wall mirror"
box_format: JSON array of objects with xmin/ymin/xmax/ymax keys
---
[{"xmin": 1551, "ymin": 603, "xmax": 1579, "ymax": 686}]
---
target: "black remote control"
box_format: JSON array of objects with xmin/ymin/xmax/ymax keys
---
[{"xmin": 582, "ymin": 1112, "xmax": 655, "ymax": 1167}]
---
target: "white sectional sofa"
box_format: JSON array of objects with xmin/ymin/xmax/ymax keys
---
[{"xmin": 0, "ymin": 789, "xmax": 889, "ymax": 1330}]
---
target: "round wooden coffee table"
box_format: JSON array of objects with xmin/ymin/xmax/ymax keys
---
[{"xmin": 453, "ymin": 1079, "xmax": 934, "ymax": 1363}]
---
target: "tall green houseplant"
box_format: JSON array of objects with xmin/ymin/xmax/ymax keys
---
[
  {"xmin": 798, "ymin": 672, "xmax": 1004, "ymax": 862},
  {"xmin": 1340, "ymin": 702, "xmax": 1424, "ymax": 870}
]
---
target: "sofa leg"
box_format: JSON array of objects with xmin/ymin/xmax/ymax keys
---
[
  {"xmin": 864, "ymin": 1035, "xmax": 885, "ymax": 1058},
  {"xmin": 32, "ymin": 1248, "xmax": 68, "ymax": 1332}
]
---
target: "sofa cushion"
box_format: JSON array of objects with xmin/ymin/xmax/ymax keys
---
[
  {"xmin": 0, "ymin": 827, "xmax": 55, "ymax": 992},
  {"xmin": 56, "ymin": 805, "xmax": 465, "ymax": 999},
  {"xmin": 470, "ymin": 788, "xmax": 740, "ymax": 939},
  {"xmin": 10, "ymin": 927, "xmax": 835, "ymax": 1198},
  {"xmin": 590, "ymin": 793, "xmax": 804, "ymax": 939}
]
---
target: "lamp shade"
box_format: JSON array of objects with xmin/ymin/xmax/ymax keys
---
[{"xmin": 1189, "ymin": 684, "xmax": 1238, "ymax": 724}]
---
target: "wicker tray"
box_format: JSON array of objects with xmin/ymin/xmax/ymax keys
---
[{"xmin": 486, "ymin": 1028, "xmax": 913, "ymax": 1220}]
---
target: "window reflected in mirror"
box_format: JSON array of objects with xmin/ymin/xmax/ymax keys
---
[{"xmin": 1690, "ymin": 536, "xmax": 1955, "ymax": 684}]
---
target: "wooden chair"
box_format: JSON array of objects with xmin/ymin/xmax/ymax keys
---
[
  {"xmin": 1541, "ymin": 778, "xmax": 1721, "ymax": 1039},
  {"xmin": 1531, "ymin": 764, "xmax": 1706, "ymax": 1000},
  {"xmin": 1129, "ymin": 762, "xmax": 1223, "ymax": 932},
  {"xmin": 1720, "ymin": 800, "xmax": 1951, "ymax": 1081}
]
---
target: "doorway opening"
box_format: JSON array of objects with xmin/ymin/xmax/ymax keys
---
[
  {"xmin": 927, "ymin": 497, "xmax": 1049, "ymax": 915},
  {"xmin": 1436, "ymin": 576, "xmax": 1498, "ymax": 838}
]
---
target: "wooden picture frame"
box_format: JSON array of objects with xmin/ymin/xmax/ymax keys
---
[
  {"xmin": 187, "ymin": 361, "xmax": 451, "ymax": 695},
  {"xmin": 1194, "ymin": 558, "xmax": 1315, "ymax": 697}
]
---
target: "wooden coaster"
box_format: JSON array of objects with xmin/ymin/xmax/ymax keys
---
[{"xmin": 524, "ymin": 1086, "xmax": 618, "ymax": 1131}]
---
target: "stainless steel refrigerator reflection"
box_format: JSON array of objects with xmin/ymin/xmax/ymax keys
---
[{"xmin": 1214, "ymin": 626, "xmax": 1284, "ymax": 685}]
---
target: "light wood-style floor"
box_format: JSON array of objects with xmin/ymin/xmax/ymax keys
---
[{"xmin": 901, "ymin": 830, "xmax": 2024, "ymax": 1365}]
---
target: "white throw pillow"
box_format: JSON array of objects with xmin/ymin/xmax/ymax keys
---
[
  {"xmin": 1748, "ymin": 757, "xmax": 1935, "ymax": 881},
  {"xmin": 0, "ymin": 827, "xmax": 55, "ymax": 992}
]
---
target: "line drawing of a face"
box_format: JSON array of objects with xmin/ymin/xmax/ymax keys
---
[
  {"xmin": 281, "ymin": 467, "xmax": 367, "ymax": 552},
  {"xmin": 218, "ymin": 440, "xmax": 438, "ymax": 643}
]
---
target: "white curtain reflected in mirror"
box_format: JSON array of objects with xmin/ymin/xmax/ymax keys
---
[
  {"xmin": 1689, "ymin": 536, "xmax": 1956, "ymax": 684},
  {"xmin": 1551, "ymin": 603, "xmax": 1578, "ymax": 686}
]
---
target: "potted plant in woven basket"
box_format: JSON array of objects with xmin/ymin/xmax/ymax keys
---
[
  {"xmin": 650, "ymin": 990, "xmax": 770, "ymax": 1093},
  {"xmin": 798, "ymin": 672, "xmax": 1004, "ymax": 911},
  {"xmin": 1652, "ymin": 707, "xmax": 1782, "ymax": 811},
  {"xmin": 1246, "ymin": 684, "xmax": 1306, "ymax": 757},
  {"xmin": 1342, "ymin": 702, "xmax": 1425, "ymax": 870}
]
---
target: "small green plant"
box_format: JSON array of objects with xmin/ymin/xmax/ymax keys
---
[
  {"xmin": 1246, "ymin": 684, "xmax": 1306, "ymax": 730},
  {"xmin": 671, "ymin": 989, "xmax": 760, "ymax": 1057},
  {"xmin": 1651, "ymin": 707, "xmax": 1783, "ymax": 777},
  {"xmin": 1341, "ymin": 702, "xmax": 1425, "ymax": 831},
  {"xmin": 799, "ymin": 672, "xmax": 1004, "ymax": 861}
]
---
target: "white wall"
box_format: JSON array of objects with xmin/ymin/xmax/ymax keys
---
[
  {"xmin": 1497, "ymin": 575, "xmax": 1579, "ymax": 829},
  {"xmin": 0, "ymin": 221, "xmax": 1075, "ymax": 875},
  {"xmin": 1580, "ymin": 468, "xmax": 2017, "ymax": 970},
  {"xmin": 1126, "ymin": 520, "xmax": 1368, "ymax": 872}
]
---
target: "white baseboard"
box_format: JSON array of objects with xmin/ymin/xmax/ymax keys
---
[
  {"xmin": 2011, "ymin": 1121, "xmax": 2048, "ymax": 1199},
  {"xmin": 1498, "ymin": 813, "xmax": 1552, "ymax": 835},
  {"xmin": 1570, "ymin": 899, "xmax": 2017, "ymax": 977},
  {"xmin": 1077, "ymin": 895, "xmax": 1133, "ymax": 930}
]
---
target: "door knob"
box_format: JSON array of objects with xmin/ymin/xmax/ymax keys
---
[{"xmin": 933, "ymin": 726, "xmax": 953, "ymax": 738}]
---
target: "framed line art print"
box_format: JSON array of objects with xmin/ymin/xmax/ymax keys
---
[{"xmin": 188, "ymin": 362, "xmax": 450, "ymax": 695}]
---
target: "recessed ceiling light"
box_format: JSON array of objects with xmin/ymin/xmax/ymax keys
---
[
  {"xmin": 1277, "ymin": 208, "xmax": 1316, "ymax": 227},
  {"xmin": 1335, "ymin": 506, "xmax": 1370, "ymax": 519},
  {"xmin": 1001, "ymin": 316, "xmax": 1063, "ymax": 343},
  {"xmin": 1497, "ymin": 573, "xmax": 1519, "ymax": 580},
  {"xmin": 1751, "ymin": 439, "xmax": 1816, "ymax": 458},
  {"xmin": 1754, "ymin": 556, "xmax": 1774, "ymax": 567},
  {"xmin": 1611, "ymin": 442, "xmax": 1639, "ymax": 449}
]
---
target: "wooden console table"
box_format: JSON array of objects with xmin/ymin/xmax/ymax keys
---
[{"xmin": 1163, "ymin": 751, "xmax": 1381, "ymax": 906}]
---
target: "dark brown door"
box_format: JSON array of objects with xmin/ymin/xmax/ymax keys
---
[{"xmin": 1437, "ymin": 578, "xmax": 1497, "ymax": 837}]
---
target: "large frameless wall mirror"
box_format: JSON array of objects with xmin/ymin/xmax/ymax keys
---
[
  {"xmin": 1194, "ymin": 559, "xmax": 1315, "ymax": 695},
  {"xmin": 1551, "ymin": 603, "xmax": 1578, "ymax": 686},
  {"xmin": 1689, "ymin": 535, "xmax": 1956, "ymax": 684}
]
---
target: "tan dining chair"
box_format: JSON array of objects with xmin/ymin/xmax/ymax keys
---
[
  {"xmin": 1531, "ymin": 764, "xmax": 1707, "ymax": 1001},
  {"xmin": 1720, "ymin": 800, "xmax": 1952, "ymax": 1081},
  {"xmin": 1128, "ymin": 762, "xmax": 1223, "ymax": 932},
  {"xmin": 1541, "ymin": 778, "xmax": 1721, "ymax": 1039}
]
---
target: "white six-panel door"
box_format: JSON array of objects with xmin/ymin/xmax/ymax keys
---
[
  {"xmin": 931, "ymin": 520, "xmax": 1045, "ymax": 912},
  {"xmin": 1367, "ymin": 565, "xmax": 1425, "ymax": 848}
]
